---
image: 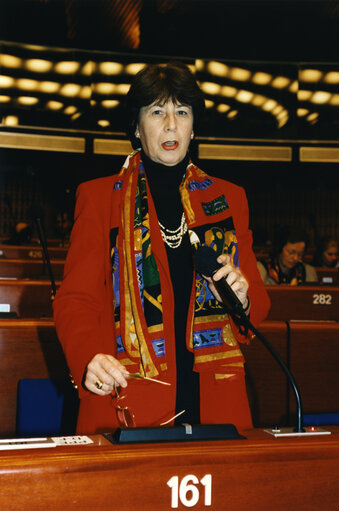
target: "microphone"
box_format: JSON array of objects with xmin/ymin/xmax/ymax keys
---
[
  {"xmin": 29, "ymin": 203, "xmax": 57, "ymax": 300},
  {"xmin": 194, "ymin": 245, "xmax": 246, "ymax": 317},
  {"xmin": 194, "ymin": 245, "xmax": 305, "ymax": 434}
]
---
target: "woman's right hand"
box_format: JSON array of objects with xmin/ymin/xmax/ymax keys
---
[{"xmin": 84, "ymin": 354, "xmax": 130, "ymax": 395}]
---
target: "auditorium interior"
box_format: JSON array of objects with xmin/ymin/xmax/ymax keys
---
[{"xmin": 0, "ymin": 1, "xmax": 338, "ymax": 509}]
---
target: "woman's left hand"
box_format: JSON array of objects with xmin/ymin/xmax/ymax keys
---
[{"xmin": 203, "ymin": 254, "xmax": 249, "ymax": 311}]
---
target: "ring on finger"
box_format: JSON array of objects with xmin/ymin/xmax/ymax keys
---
[{"xmin": 95, "ymin": 378, "xmax": 104, "ymax": 390}]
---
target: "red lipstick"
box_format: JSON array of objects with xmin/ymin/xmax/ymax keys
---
[{"xmin": 162, "ymin": 141, "xmax": 178, "ymax": 150}]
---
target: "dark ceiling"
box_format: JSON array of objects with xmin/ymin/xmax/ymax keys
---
[{"xmin": 1, "ymin": 0, "xmax": 339, "ymax": 62}]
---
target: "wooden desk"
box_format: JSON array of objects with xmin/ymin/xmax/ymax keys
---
[
  {"xmin": 315, "ymin": 267, "xmax": 339, "ymax": 285},
  {"xmin": 266, "ymin": 285, "xmax": 339, "ymax": 321},
  {"xmin": 289, "ymin": 321, "xmax": 339, "ymax": 419},
  {"xmin": 242, "ymin": 321, "xmax": 289, "ymax": 428},
  {"xmin": 0, "ymin": 279, "xmax": 59, "ymax": 317},
  {"xmin": 0, "ymin": 428, "xmax": 338, "ymax": 510},
  {"xmin": 0, "ymin": 244, "xmax": 68, "ymax": 260},
  {"xmin": 0, "ymin": 258, "xmax": 64, "ymax": 279},
  {"xmin": 0, "ymin": 318, "xmax": 69, "ymax": 436}
]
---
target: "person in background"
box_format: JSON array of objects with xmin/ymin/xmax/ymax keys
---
[
  {"xmin": 257, "ymin": 226, "xmax": 318, "ymax": 285},
  {"xmin": 312, "ymin": 236, "xmax": 339, "ymax": 268},
  {"xmin": 53, "ymin": 61, "xmax": 270, "ymax": 435}
]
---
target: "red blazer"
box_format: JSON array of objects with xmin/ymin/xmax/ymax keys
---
[{"xmin": 53, "ymin": 172, "xmax": 270, "ymax": 433}]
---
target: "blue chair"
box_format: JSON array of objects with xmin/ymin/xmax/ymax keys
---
[
  {"xmin": 16, "ymin": 378, "xmax": 79, "ymax": 437},
  {"xmin": 303, "ymin": 413, "xmax": 339, "ymax": 426}
]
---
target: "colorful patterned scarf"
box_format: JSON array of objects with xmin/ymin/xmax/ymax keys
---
[
  {"xmin": 263, "ymin": 255, "xmax": 306, "ymax": 285},
  {"xmin": 111, "ymin": 151, "xmax": 245, "ymax": 379}
]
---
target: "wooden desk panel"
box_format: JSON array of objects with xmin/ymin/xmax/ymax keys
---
[
  {"xmin": 0, "ymin": 429, "xmax": 338, "ymax": 511},
  {"xmin": 0, "ymin": 279, "xmax": 58, "ymax": 317},
  {"xmin": 0, "ymin": 244, "xmax": 68, "ymax": 260},
  {"xmin": 316, "ymin": 267, "xmax": 339, "ymax": 285},
  {"xmin": 0, "ymin": 259, "xmax": 64, "ymax": 279},
  {"xmin": 242, "ymin": 321, "xmax": 288, "ymax": 428},
  {"xmin": 266, "ymin": 285, "xmax": 339, "ymax": 321},
  {"xmin": 289, "ymin": 321, "xmax": 339, "ymax": 418},
  {"xmin": 0, "ymin": 319, "xmax": 69, "ymax": 436}
]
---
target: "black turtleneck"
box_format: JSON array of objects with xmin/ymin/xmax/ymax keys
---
[{"xmin": 141, "ymin": 151, "xmax": 200, "ymax": 425}]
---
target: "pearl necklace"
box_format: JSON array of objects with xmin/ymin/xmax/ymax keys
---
[{"xmin": 158, "ymin": 212, "xmax": 187, "ymax": 249}]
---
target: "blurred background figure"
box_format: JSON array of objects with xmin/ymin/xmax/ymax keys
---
[
  {"xmin": 257, "ymin": 226, "xmax": 318, "ymax": 285},
  {"xmin": 3, "ymin": 221, "xmax": 33, "ymax": 245},
  {"xmin": 312, "ymin": 237, "xmax": 339, "ymax": 268}
]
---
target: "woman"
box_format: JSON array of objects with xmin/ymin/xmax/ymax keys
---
[
  {"xmin": 312, "ymin": 236, "xmax": 339, "ymax": 268},
  {"xmin": 54, "ymin": 61, "xmax": 270, "ymax": 434},
  {"xmin": 257, "ymin": 226, "xmax": 318, "ymax": 285}
]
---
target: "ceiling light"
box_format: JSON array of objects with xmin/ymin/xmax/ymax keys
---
[
  {"xmin": 54, "ymin": 61, "xmax": 80, "ymax": 74},
  {"xmin": 207, "ymin": 61, "xmax": 229, "ymax": 77},
  {"xmin": 46, "ymin": 100, "xmax": 64, "ymax": 110},
  {"xmin": 298, "ymin": 90, "xmax": 312, "ymax": 101},
  {"xmin": 79, "ymin": 86, "xmax": 92, "ymax": 99},
  {"xmin": 64, "ymin": 105, "xmax": 77, "ymax": 115},
  {"xmin": 271, "ymin": 76, "xmax": 291, "ymax": 89},
  {"xmin": 59, "ymin": 83, "xmax": 81, "ymax": 97},
  {"xmin": 71, "ymin": 112, "xmax": 81, "ymax": 120},
  {"xmin": 94, "ymin": 83, "xmax": 116, "ymax": 94},
  {"xmin": 4, "ymin": 115, "xmax": 18, "ymax": 126},
  {"xmin": 115, "ymin": 83, "xmax": 130, "ymax": 94},
  {"xmin": 200, "ymin": 82, "xmax": 221, "ymax": 95},
  {"xmin": 16, "ymin": 78, "xmax": 39, "ymax": 90},
  {"xmin": 297, "ymin": 108, "xmax": 309, "ymax": 117},
  {"xmin": 289, "ymin": 80, "xmax": 298, "ymax": 93},
  {"xmin": 25, "ymin": 59, "xmax": 53, "ymax": 73},
  {"xmin": 220, "ymin": 85, "xmax": 237, "ymax": 97},
  {"xmin": 125, "ymin": 63, "xmax": 146, "ymax": 75},
  {"xmin": 0, "ymin": 75, "xmax": 15, "ymax": 87},
  {"xmin": 229, "ymin": 67, "xmax": 251, "ymax": 81},
  {"xmin": 310, "ymin": 91, "xmax": 331, "ymax": 104},
  {"xmin": 0, "ymin": 54, "xmax": 22, "ymax": 68},
  {"xmin": 323, "ymin": 71, "xmax": 339, "ymax": 84},
  {"xmin": 262, "ymin": 99, "xmax": 278, "ymax": 112},
  {"xmin": 204, "ymin": 99, "xmax": 214, "ymax": 108},
  {"xmin": 98, "ymin": 119, "xmax": 110, "ymax": 127},
  {"xmin": 17, "ymin": 96, "xmax": 39, "ymax": 105},
  {"xmin": 81, "ymin": 61, "xmax": 94, "ymax": 76},
  {"xmin": 299, "ymin": 69, "xmax": 323, "ymax": 82},
  {"xmin": 0, "ymin": 95, "xmax": 11, "ymax": 103},
  {"xmin": 227, "ymin": 110, "xmax": 238, "ymax": 119},
  {"xmin": 252, "ymin": 72, "xmax": 272, "ymax": 85},
  {"xmin": 39, "ymin": 81, "xmax": 60, "ymax": 93},
  {"xmin": 307, "ymin": 112, "xmax": 318, "ymax": 123},
  {"xmin": 217, "ymin": 103, "xmax": 231, "ymax": 113},
  {"xmin": 98, "ymin": 62, "xmax": 123, "ymax": 75},
  {"xmin": 251, "ymin": 94, "xmax": 267, "ymax": 107},
  {"xmin": 195, "ymin": 59, "xmax": 205, "ymax": 71},
  {"xmin": 236, "ymin": 90, "xmax": 254, "ymax": 103},
  {"xmin": 272, "ymin": 105, "xmax": 284, "ymax": 115},
  {"xmin": 101, "ymin": 99, "xmax": 119, "ymax": 108},
  {"xmin": 329, "ymin": 94, "xmax": 339, "ymax": 105}
]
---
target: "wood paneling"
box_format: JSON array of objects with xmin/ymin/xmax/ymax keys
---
[
  {"xmin": 0, "ymin": 279, "xmax": 58, "ymax": 317},
  {"xmin": 0, "ymin": 318, "xmax": 69, "ymax": 436},
  {"xmin": 0, "ymin": 429, "xmax": 338, "ymax": 511},
  {"xmin": 266, "ymin": 285, "xmax": 339, "ymax": 321},
  {"xmin": 242, "ymin": 321, "xmax": 289, "ymax": 427}
]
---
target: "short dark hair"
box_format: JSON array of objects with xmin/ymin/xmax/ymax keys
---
[
  {"xmin": 273, "ymin": 226, "xmax": 309, "ymax": 256},
  {"xmin": 125, "ymin": 61, "xmax": 205, "ymax": 149}
]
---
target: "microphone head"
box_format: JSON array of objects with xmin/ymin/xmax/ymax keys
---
[{"xmin": 193, "ymin": 245, "xmax": 222, "ymax": 277}]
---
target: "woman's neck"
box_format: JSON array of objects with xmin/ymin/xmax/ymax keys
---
[{"xmin": 141, "ymin": 150, "xmax": 189, "ymax": 187}]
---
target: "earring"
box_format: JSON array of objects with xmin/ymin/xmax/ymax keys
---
[
  {"xmin": 135, "ymin": 129, "xmax": 140, "ymax": 138},
  {"xmin": 191, "ymin": 132, "xmax": 194, "ymax": 139}
]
